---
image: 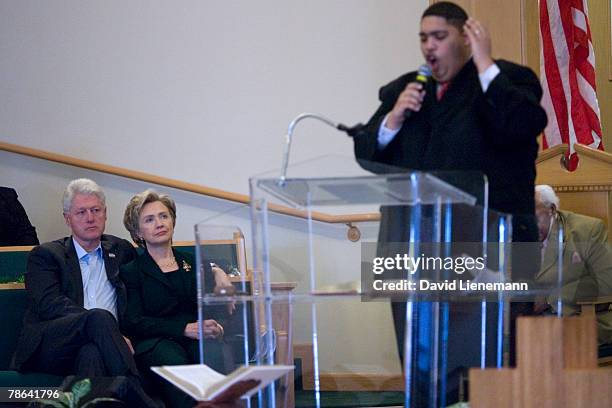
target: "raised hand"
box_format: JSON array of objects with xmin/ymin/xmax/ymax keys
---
[{"xmin": 464, "ymin": 17, "xmax": 494, "ymax": 74}]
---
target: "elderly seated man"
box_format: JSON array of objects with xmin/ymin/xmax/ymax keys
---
[{"xmin": 534, "ymin": 184, "xmax": 612, "ymax": 345}]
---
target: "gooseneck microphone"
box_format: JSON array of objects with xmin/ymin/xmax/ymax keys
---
[
  {"xmin": 404, "ymin": 64, "xmax": 432, "ymax": 119},
  {"xmin": 278, "ymin": 113, "xmax": 365, "ymax": 185}
]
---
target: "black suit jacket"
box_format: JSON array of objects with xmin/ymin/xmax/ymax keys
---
[
  {"xmin": 354, "ymin": 61, "xmax": 546, "ymax": 399},
  {"xmin": 0, "ymin": 187, "xmax": 39, "ymax": 246},
  {"xmin": 11, "ymin": 235, "xmax": 136, "ymax": 370},
  {"xmin": 120, "ymin": 249, "xmax": 220, "ymax": 356},
  {"xmin": 354, "ymin": 59, "xmax": 547, "ymax": 219}
]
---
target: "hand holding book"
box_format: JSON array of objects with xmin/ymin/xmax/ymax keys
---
[{"xmin": 194, "ymin": 380, "xmax": 259, "ymax": 408}]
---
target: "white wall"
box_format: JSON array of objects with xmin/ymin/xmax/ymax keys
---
[
  {"xmin": 0, "ymin": 0, "xmax": 429, "ymax": 374},
  {"xmin": 1, "ymin": 0, "xmax": 425, "ymax": 195}
]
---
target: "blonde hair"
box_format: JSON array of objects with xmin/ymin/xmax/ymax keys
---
[{"xmin": 123, "ymin": 189, "xmax": 176, "ymax": 247}]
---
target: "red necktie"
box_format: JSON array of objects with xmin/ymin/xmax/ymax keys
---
[{"xmin": 437, "ymin": 82, "xmax": 450, "ymax": 101}]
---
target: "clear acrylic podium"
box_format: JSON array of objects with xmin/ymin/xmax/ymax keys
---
[
  {"xmin": 247, "ymin": 157, "xmax": 518, "ymax": 408},
  {"xmin": 195, "ymin": 156, "xmax": 556, "ymax": 407}
]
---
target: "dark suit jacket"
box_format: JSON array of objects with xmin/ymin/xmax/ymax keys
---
[
  {"xmin": 354, "ymin": 60, "xmax": 546, "ymax": 403},
  {"xmin": 0, "ymin": 187, "xmax": 39, "ymax": 246},
  {"xmin": 354, "ymin": 59, "xmax": 547, "ymax": 221},
  {"xmin": 120, "ymin": 249, "xmax": 220, "ymax": 356},
  {"xmin": 11, "ymin": 235, "xmax": 136, "ymax": 370}
]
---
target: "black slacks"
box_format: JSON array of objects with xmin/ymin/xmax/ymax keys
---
[{"xmin": 26, "ymin": 308, "xmax": 139, "ymax": 378}]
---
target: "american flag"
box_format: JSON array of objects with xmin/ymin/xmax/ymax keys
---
[{"xmin": 539, "ymin": 0, "xmax": 604, "ymax": 170}]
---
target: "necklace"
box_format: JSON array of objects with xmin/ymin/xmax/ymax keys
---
[{"xmin": 157, "ymin": 256, "xmax": 177, "ymax": 269}]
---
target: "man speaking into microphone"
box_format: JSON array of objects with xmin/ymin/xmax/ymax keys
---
[
  {"xmin": 353, "ymin": 1, "xmax": 547, "ymax": 402},
  {"xmin": 354, "ymin": 1, "xmax": 546, "ymax": 206}
]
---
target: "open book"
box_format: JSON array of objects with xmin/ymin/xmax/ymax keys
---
[{"xmin": 151, "ymin": 364, "xmax": 294, "ymax": 402}]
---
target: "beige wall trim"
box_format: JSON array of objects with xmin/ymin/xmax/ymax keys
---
[
  {"xmin": 6, "ymin": 140, "xmax": 609, "ymax": 226},
  {"xmin": 0, "ymin": 245, "xmax": 35, "ymax": 252},
  {"xmin": 535, "ymin": 144, "xmax": 569, "ymax": 164},
  {"xmin": 574, "ymin": 143, "xmax": 612, "ymax": 164},
  {"xmin": 553, "ymin": 185, "xmax": 612, "ymax": 193},
  {"xmin": 0, "ymin": 141, "xmax": 380, "ymax": 225},
  {"xmin": 0, "ymin": 140, "xmax": 250, "ymax": 203},
  {"xmin": 0, "ymin": 283, "xmax": 25, "ymax": 289}
]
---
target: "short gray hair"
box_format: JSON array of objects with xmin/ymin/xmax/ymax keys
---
[
  {"xmin": 535, "ymin": 185, "xmax": 560, "ymax": 209},
  {"xmin": 123, "ymin": 189, "xmax": 176, "ymax": 247},
  {"xmin": 62, "ymin": 178, "xmax": 106, "ymax": 213}
]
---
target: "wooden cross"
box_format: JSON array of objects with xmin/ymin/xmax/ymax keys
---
[{"xmin": 470, "ymin": 315, "xmax": 612, "ymax": 407}]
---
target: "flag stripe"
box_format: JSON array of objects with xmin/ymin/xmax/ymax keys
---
[
  {"xmin": 539, "ymin": 0, "xmax": 604, "ymax": 169},
  {"xmin": 541, "ymin": 0, "xmax": 572, "ymax": 152}
]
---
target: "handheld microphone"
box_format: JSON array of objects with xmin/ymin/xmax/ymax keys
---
[{"xmin": 404, "ymin": 64, "xmax": 432, "ymax": 119}]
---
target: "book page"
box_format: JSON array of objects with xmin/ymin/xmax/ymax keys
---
[
  {"xmin": 151, "ymin": 364, "xmax": 226, "ymax": 400},
  {"xmin": 153, "ymin": 364, "xmax": 294, "ymax": 401},
  {"xmin": 207, "ymin": 365, "xmax": 294, "ymax": 400}
]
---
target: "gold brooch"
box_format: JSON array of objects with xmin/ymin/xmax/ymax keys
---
[{"xmin": 182, "ymin": 260, "xmax": 191, "ymax": 271}]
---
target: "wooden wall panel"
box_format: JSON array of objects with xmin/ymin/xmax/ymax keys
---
[
  {"xmin": 431, "ymin": 0, "xmax": 610, "ymax": 151},
  {"xmin": 557, "ymin": 191, "xmax": 610, "ymax": 227},
  {"xmin": 588, "ymin": 0, "xmax": 612, "ymax": 151},
  {"xmin": 431, "ymin": 0, "xmax": 525, "ymax": 63},
  {"xmin": 470, "ymin": 0, "xmax": 523, "ymax": 62},
  {"xmin": 523, "ymin": 0, "xmax": 540, "ymax": 73},
  {"xmin": 536, "ymin": 144, "xmax": 612, "ymax": 237}
]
